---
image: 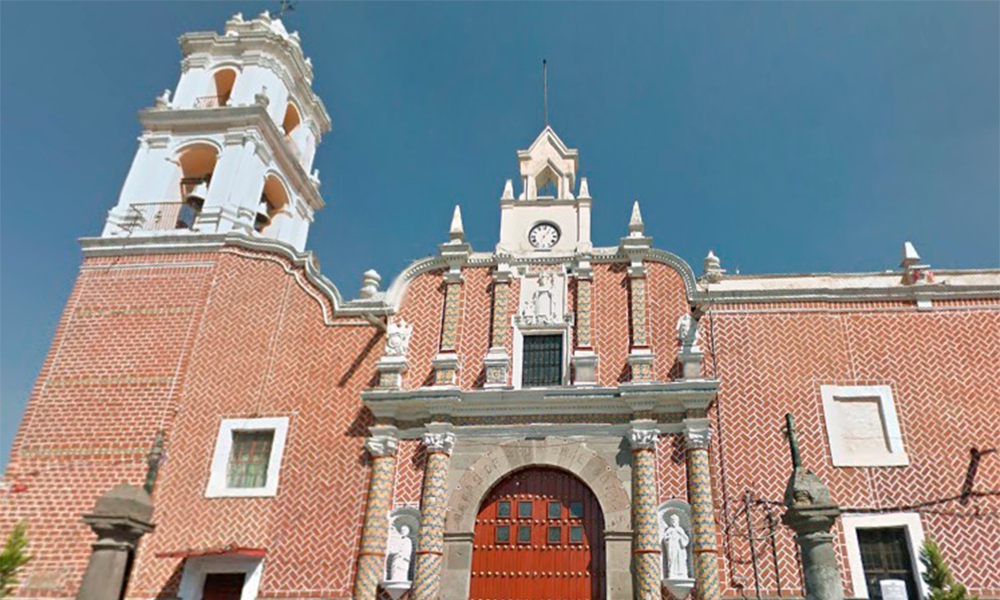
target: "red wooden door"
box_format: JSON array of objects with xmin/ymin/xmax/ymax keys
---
[{"xmin": 470, "ymin": 467, "xmax": 605, "ymax": 600}]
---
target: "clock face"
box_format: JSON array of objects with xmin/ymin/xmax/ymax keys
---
[{"xmin": 528, "ymin": 223, "xmax": 560, "ymax": 249}]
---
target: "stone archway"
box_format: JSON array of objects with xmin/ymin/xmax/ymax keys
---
[{"xmin": 440, "ymin": 440, "xmax": 633, "ymax": 600}]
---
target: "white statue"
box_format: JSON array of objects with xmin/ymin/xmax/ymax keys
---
[
  {"xmin": 386, "ymin": 525, "xmax": 414, "ymax": 582},
  {"xmin": 662, "ymin": 514, "xmax": 690, "ymax": 580},
  {"xmin": 384, "ymin": 319, "xmax": 413, "ymax": 357}
]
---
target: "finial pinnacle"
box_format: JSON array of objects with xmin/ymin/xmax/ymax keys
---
[
  {"xmin": 628, "ymin": 200, "xmax": 644, "ymax": 237},
  {"xmin": 449, "ymin": 205, "xmax": 465, "ymax": 243}
]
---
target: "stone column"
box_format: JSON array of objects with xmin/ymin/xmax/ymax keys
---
[
  {"xmin": 353, "ymin": 430, "xmax": 399, "ymax": 600},
  {"xmin": 621, "ymin": 204, "xmax": 655, "ymax": 383},
  {"xmin": 782, "ymin": 414, "xmax": 844, "ymax": 600},
  {"xmin": 629, "ymin": 425, "xmax": 662, "ymax": 600},
  {"xmin": 77, "ymin": 485, "xmax": 155, "ymax": 600},
  {"xmin": 411, "ymin": 427, "xmax": 456, "ymax": 600},
  {"xmin": 571, "ymin": 258, "xmax": 598, "ymax": 385},
  {"xmin": 684, "ymin": 418, "xmax": 722, "ymax": 600}
]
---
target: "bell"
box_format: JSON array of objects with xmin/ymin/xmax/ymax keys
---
[
  {"xmin": 255, "ymin": 198, "xmax": 272, "ymax": 231},
  {"xmin": 184, "ymin": 181, "xmax": 208, "ymax": 211}
]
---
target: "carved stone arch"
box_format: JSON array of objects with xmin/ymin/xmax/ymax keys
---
[{"xmin": 445, "ymin": 439, "xmax": 631, "ymax": 534}]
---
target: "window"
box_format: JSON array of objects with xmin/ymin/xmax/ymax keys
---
[
  {"xmin": 821, "ymin": 385, "xmax": 908, "ymax": 467},
  {"xmin": 497, "ymin": 501, "xmax": 511, "ymax": 519},
  {"xmin": 518, "ymin": 501, "xmax": 533, "ymax": 519},
  {"xmin": 570, "ymin": 501, "xmax": 584, "ymax": 518},
  {"xmin": 843, "ymin": 513, "xmax": 927, "ymax": 599},
  {"xmin": 547, "ymin": 526, "xmax": 561, "ymax": 544},
  {"xmin": 517, "ymin": 526, "xmax": 532, "ymax": 544},
  {"xmin": 548, "ymin": 501, "xmax": 561, "ymax": 519},
  {"xmin": 177, "ymin": 556, "xmax": 263, "ymax": 600},
  {"xmin": 206, "ymin": 417, "xmax": 289, "ymax": 498},
  {"xmin": 569, "ymin": 526, "xmax": 583, "ymax": 544},
  {"xmin": 521, "ymin": 334, "xmax": 563, "ymax": 387},
  {"xmin": 496, "ymin": 526, "xmax": 510, "ymax": 544},
  {"xmin": 227, "ymin": 431, "xmax": 274, "ymax": 489}
]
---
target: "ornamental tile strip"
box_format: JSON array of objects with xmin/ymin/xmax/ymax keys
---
[
  {"xmin": 490, "ymin": 280, "xmax": 510, "ymax": 348},
  {"xmin": 576, "ymin": 278, "xmax": 593, "ymax": 348},
  {"xmin": 439, "ymin": 282, "xmax": 462, "ymax": 352},
  {"xmin": 631, "ymin": 276, "xmax": 649, "ymax": 348},
  {"xmin": 411, "ymin": 449, "xmax": 452, "ymax": 599},
  {"xmin": 687, "ymin": 445, "xmax": 721, "ymax": 600},
  {"xmin": 633, "ymin": 443, "xmax": 661, "ymax": 600}
]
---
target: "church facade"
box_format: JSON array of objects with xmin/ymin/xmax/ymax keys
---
[{"xmin": 2, "ymin": 14, "xmax": 999, "ymax": 600}]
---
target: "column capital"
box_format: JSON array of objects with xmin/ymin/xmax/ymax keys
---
[
  {"xmin": 628, "ymin": 425, "xmax": 660, "ymax": 450},
  {"xmin": 365, "ymin": 433, "xmax": 399, "ymax": 457},
  {"xmin": 422, "ymin": 428, "xmax": 456, "ymax": 455},
  {"xmin": 683, "ymin": 418, "xmax": 711, "ymax": 449}
]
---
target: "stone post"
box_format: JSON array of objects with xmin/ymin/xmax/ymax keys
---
[
  {"xmin": 629, "ymin": 425, "xmax": 662, "ymax": 600},
  {"xmin": 483, "ymin": 265, "xmax": 512, "ymax": 388},
  {"xmin": 411, "ymin": 426, "xmax": 456, "ymax": 600},
  {"xmin": 353, "ymin": 429, "xmax": 399, "ymax": 600},
  {"xmin": 781, "ymin": 414, "xmax": 844, "ymax": 600},
  {"xmin": 684, "ymin": 418, "xmax": 722, "ymax": 600},
  {"xmin": 77, "ymin": 485, "xmax": 155, "ymax": 600}
]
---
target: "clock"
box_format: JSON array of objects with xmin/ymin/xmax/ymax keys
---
[{"xmin": 528, "ymin": 223, "xmax": 560, "ymax": 249}]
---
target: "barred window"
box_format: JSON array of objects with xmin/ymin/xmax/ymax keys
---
[
  {"xmin": 522, "ymin": 334, "xmax": 563, "ymax": 387},
  {"xmin": 227, "ymin": 430, "xmax": 274, "ymax": 489}
]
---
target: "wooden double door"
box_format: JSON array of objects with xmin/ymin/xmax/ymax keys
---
[{"xmin": 470, "ymin": 467, "xmax": 605, "ymax": 600}]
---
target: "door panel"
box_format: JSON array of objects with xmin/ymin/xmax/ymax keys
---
[{"xmin": 470, "ymin": 467, "xmax": 605, "ymax": 600}]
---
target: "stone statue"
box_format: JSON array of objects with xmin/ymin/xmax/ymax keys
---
[
  {"xmin": 384, "ymin": 319, "xmax": 413, "ymax": 357},
  {"xmin": 662, "ymin": 514, "xmax": 690, "ymax": 580},
  {"xmin": 677, "ymin": 313, "xmax": 698, "ymax": 350},
  {"xmin": 386, "ymin": 524, "xmax": 414, "ymax": 582},
  {"xmin": 532, "ymin": 272, "xmax": 555, "ymax": 320}
]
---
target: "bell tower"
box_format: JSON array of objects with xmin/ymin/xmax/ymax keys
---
[
  {"xmin": 102, "ymin": 11, "xmax": 332, "ymax": 251},
  {"xmin": 496, "ymin": 127, "xmax": 593, "ymax": 256}
]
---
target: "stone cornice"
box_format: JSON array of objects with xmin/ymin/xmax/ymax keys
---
[
  {"xmin": 138, "ymin": 105, "xmax": 324, "ymax": 210},
  {"xmin": 361, "ymin": 380, "xmax": 719, "ymax": 423}
]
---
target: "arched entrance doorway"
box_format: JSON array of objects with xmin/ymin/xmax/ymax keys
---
[{"xmin": 470, "ymin": 467, "xmax": 605, "ymax": 600}]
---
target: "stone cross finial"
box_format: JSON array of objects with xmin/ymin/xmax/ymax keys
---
[{"xmin": 785, "ymin": 413, "xmax": 802, "ymax": 469}]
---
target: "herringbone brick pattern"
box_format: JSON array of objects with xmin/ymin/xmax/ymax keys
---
[
  {"xmin": 457, "ymin": 268, "xmax": 492, "ymax": 388},
  {"xmin": 397, "ymin": 270, "xmax": 446, "ymax": 389},
  {"xmin": 593, "ymin": 263, "xmax": 631, "ymax": 386},
  {"xmin": 392, "ymin": 440, "xmax": 426, "ymax": 508},
  {"xmin": 656, "ymin": 434, "xmax": 687, "ymax": 502},
  {"xmin": 646, "ymin": 262, "xmax": 690, "ymax": 382}
]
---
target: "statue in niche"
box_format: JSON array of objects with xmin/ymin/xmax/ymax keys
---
[
  {"xmin": 386, "ymin": 524, "xmax": 414, "ymax": 582},
  {"xmin": 677, "ymin": 313, "xmax": 698, "ymax": 349},
  {"xmin": 384, "ymin": 319, "xmax": 413, "ymax": 357},
  {"xmin": 532, "ymin": 272, "xmax": 555, "ymax": 320},
  {"xmin": 662, "ymin": 513, "xmax": 690, "ymax": 580}
]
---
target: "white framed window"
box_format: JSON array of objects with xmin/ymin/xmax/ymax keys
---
[
  {"xmin": 821, "ymin": 385, "xmax": 909, "ymax": 467},
  {"xmin": 512, "ymin": 328, "xmax": 570, "ymax": 389},
  {"xmin": 206, "ymin": 417, "xmax": 289, "ymax": 498},
  {"xmin": 178, "ymin": 555, "xmax": 263, "ymax": 600},
  {"xmin": 842, "ymin": 513, "xmax": 927, "ymax": 599}
]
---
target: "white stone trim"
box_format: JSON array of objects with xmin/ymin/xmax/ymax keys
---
[
  {"xmin": 177, "ymin": 555, "xmax": 264, "ymax": 600},
  {"xmin": 821, "ymin": 385, "xmax": 908, "ymax": 467},
  {"xmin": 206, "ymin": 417, "xmax": 289, "ymax": 498},
  {"xmin": 512, "ymin": 326, "xmax": 571, "ymax": 389},
  {"xmin": 842, "ymin": 512, "xmax": 927, "ymax": 599}
]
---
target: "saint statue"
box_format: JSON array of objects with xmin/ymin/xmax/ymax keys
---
[
  {"xmin": 662, "ymin": 514, "xmax": 690, "ymax": 580},
  {"xmin": 387, "ymin": 525, "xmax": 414, "ymax": 582}
]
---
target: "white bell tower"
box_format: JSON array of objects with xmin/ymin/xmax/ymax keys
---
[
  {"xmin": 102, "ymin": 12, "xmax": 332, "ymax": 252},
  {"xmin": 497, "ymin": 127, "xmax": 593, "ymax": 256}
]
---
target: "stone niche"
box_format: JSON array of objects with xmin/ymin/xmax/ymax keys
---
[
  {"xmin": 382, "ymin": 507, "xmax": 421, "ymax": 600},
  {"xmin": 658, "ymin": 499, "xmax": 695, "ymax": 599}
]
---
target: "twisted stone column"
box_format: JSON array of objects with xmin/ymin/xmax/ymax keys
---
[
  {"xmin": 353, "ymin": 431, "xmax": 399, "ymax": 600},
  {"xmin": 411, "ymin": 428, "xmax": 456, "ymax": 600},
  {"xmin": 684, "ymin": 418, "xmax": 721, "ymax": 600},
  {"xmin": 629, "ymin": 425, "xmax": 662, "ymax": 600}
]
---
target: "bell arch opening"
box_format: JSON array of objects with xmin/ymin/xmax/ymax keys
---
[{"xmin": 470, "ymin": 467, "xmax": 606, "ymax": 600}]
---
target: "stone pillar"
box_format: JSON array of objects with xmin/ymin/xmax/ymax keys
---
[
  {"xmin": 621, "ymin": 207, "xmax": 655, "ymax": 383},
  {"xmin": 77, "ymin": 485, "xmax": 155, "ymax": 600},
  {"xmin": 684, "ymin": 418, "xmax": 722, "ymax": 600},
  {"xmin": 432, "ymin": 274, "xmax": 463, "ymax": 387},
  {"xmin": 484, "ymin": 265, "xmax": 512, "ymax": 388},
  {"xmin": 353, "ymin": 430, "xmax": 399, "ymax": 600},
  {"xmin": 629, "ymin": 425, "xmax": 661, "ymax": 600},
  {"xmin": 411, "ymin": 427, "xmax": 456, "ymax": 600},
  {"xmin": 782, "ymin": 415, "xmax": 844, "ymax": 600}
]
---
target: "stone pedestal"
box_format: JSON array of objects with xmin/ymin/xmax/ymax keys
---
[{"xmin": 77, "ymin": 485, "xmax": 155, "ymax": 600}]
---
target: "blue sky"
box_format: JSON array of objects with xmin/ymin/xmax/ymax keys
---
[{"xmin": 2, "ymin": 2, "xmax": 997, "ymax": 468}]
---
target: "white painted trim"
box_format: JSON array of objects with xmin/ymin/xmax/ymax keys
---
[
  {"xmin": 821, "ymin": 385, "xmax": 909, "ymax": 467},
  {"xmin": 206, "ymin": 417, "xmax": 289, "ymax": 498},
  {"xmin": 842, "ymin": 512, "xmax": 927, "ymax": 599},
  {"xmin": 178, "ymin": 555, "xmax": 264, "ymax": 600},
  {"xmin": 512, "ymin": 327, "xmax": 571, "ymax": 389}
]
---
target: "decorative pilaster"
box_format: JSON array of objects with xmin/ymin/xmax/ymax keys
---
[
  {"xmin": 684, "ymin": 418, "xmax": 721, "ymax": 600},
  {"xmin": 484, "ymin": 266, "xmax": 512, "ymax": 388},
  {"xmin": 629, "ymin": 424, "xmax": 662, "ymax": 600},
  {"xmin": 354, "ymin": 430, "xmax": 399, "ymax": 600},
  {"xmin": 411, "ymin": 426, "xmax": 456, "ymax": 600},
  {"xmin": 621, "ymin": 201, "xmax": 655, "ymax": 383},
  {"xmin": 571, "ymin": 258, "xmax": 598, "ymax": 385},
  {"xmin": 434, "ymin": 206, "xmax": 470, "ymax": 387}
]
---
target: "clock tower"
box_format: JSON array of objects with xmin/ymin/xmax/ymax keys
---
[{"xmin": 496, "ymin": 127, "xmax": 593, "ymax": 256}]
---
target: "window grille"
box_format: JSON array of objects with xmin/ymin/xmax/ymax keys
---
[
  {"xmin": 227, "ymin": 430, "xmax": 274, "ymax": 489},
  {"xmin": 857, "ymin": 528, "xmax": 919, "ymax": 600},
  {"xmin": 522, "ymin": 334, "xmax": 563, "ymax": 387}
]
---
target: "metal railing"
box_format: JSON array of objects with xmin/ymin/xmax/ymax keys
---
[
  {"xmin": 194, "ymin": 95, "xmax": 228, "ymax": 108},
  {"xmin": 123, "ymin": 202, "xmax": 199, "ymax": 233}
]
